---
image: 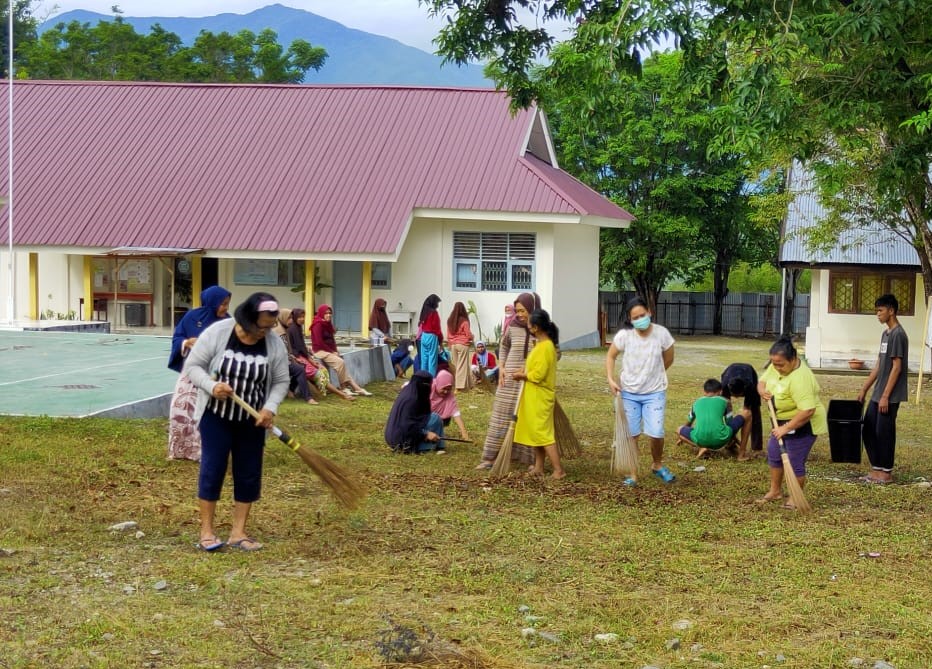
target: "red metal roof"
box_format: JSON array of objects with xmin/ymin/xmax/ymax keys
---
[{"xmin": 1, "ymin": 81, "xmax": 632, "ymax": 256}]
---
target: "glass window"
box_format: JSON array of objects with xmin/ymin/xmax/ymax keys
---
[
  {"xmin": 234, "ymin": 260, "xmax": 305, "ymax": 287},
  {"xmin": 828, "ymin": 271, "xmax": 915, "ymax": 316},
  {"xmin": 453, "ymin": 232, "xmax": 536, "ymax": 291},
  {"xmin": 371, "ymin": 262, "xmax": 392, "ymax": 289}
]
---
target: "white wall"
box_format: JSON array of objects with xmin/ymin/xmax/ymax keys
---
[
  {"xmin": 807, "ymin": 269, "xmax": 929, "ymax": 371},
  {"xmin": 551, "ymin": 224, "xmax": 600, "ymax": 347}
]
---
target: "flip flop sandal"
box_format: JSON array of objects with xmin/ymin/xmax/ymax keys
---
[
  {"xmin": 858, "ymin": 476, "xmax": 890, "ymax": 485},
  {"xmin": 622, "ymin": 477, "xmax": 637, "ymax": 487},
  {"xmin": 196, "ymin": 536, "xmax": 225, "ymax": 552},
  {"xmin": 652, "ymin": 466, "xmax": 676, "ymax": 483},
  {"xmin": 228, "ymin": 537, "xmax": 263, "ymax": 552}
]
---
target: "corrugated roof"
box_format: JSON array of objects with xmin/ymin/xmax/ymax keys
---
[
  {"xmin": 780, "ymin": 161, "xmax": 920, "ymax": 268},
  {"xmin": 0, "ymin": 81, "xmax": 632, "ymax": 257}
]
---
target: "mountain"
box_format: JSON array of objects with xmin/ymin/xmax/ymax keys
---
[{"xmin": 38, "ymin": 3, "xmax": 490, "ymax": 87}]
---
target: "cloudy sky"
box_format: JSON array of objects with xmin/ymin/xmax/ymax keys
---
[{"xmin": 36, "ymin": 0, "xmax": 571, "ymax": 54}]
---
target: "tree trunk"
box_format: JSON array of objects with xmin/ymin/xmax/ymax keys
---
[
  {"xmin": 782, "ymin": 268, "xmax": 802, "ymax": 336},
  {"xmin": 631, "ymin": 275, "xmax": 660, "ymax": 317},
  {"xmin": 712, "ymin": 254, "xmax": 730, "ymax": 335}
]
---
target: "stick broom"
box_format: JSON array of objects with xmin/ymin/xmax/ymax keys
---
[
  {"xmin": 490, "ymin": 381, "xmax": 525, "ymax": 478},
  {"xmin": 227, "ymin": 391, "xmax": 365, "ymax": 510},
  {"xmin": 553, "ymin": 399, "xmax": 581, "ymax": 459},
  {"xmin": 766, "ymin": 398, "xmax": 811, "ymax": 514},
  {"xmin": 611, "ymin": 393, "xmax": 638, "ymax": 477}
]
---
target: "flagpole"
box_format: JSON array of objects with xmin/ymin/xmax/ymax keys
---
[{"xmin": 6, "ymin": 0, "xmax": 14, "ymax": 325}]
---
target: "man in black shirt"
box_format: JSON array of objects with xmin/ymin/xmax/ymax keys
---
[{"xmin": 857, "ymin": 294, "xmax": 909, "ymax": 484}]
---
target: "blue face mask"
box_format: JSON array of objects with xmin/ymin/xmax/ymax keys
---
[{"xmin": 631, "ymin": 315, "xmax": 651, "ymax": 330}]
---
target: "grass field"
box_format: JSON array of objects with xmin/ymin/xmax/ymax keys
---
[{"xmin": 1, "ymin": 336, "xmax": 930, "ymax": 668}]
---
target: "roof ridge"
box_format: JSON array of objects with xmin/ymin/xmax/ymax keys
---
[{"xmin": 18, "ymin": 79, "xmax": 506, "ymax": 93}]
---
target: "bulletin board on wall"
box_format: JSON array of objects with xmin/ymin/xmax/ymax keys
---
[{"xmin": 92, "ymin": 258, "xmax": 154, "ymax": 294}]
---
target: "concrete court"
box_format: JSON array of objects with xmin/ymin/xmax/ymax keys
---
[{"xmin": 0, "ymin": 329, "xmax": 175, "ymax": 418}]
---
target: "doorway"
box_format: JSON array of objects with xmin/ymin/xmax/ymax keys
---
[{"xmin": 332, "ymin": 261, "xmax": 362, "ymax": 334}]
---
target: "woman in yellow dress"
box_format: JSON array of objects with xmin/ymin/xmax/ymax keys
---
[{"xmin": 512, "ymin": 309, "xmax": 564, "ymax": 479}]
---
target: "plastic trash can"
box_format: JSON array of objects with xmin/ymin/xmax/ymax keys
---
[{"xmin": 827, "ymin": 399, "xmax": 863, "ymax": 463}]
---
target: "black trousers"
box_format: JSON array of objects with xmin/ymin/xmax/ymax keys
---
[{"xmin": 862, "ymin": 400, "xmax": 899, "ymax": 471}]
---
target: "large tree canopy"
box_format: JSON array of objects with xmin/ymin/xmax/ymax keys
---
[
  {"xmin": 427, "ymin": 0, "xmax": 932, "ymax": 298},
  {"xmin": 19, "ymin": 16, "xmax": 327, "ymax": 83},
  {"xmin": 537, "ymin": 48, "xmax": 777, "ymax": 322},
  {"xmin": 0, "ymin": 0, "xmax": 37, "ymax": 78}
]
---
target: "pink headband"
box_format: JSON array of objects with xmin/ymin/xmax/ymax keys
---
[{"xmin": 258, "ymin": 300, "xmax": 279, "ymax": 313}]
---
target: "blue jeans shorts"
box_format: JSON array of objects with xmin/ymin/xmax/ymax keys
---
[{"xmin": 622, "ymin": 390, "xmax": 667, "ymax": 439}]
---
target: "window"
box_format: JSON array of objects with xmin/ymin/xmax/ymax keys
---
[
  {"xmin": 828, "ymin": 271, "xmax": 915, "ymax": 315},
  {"xmin": 453, "ymin": 232, "xmax": 536, "ymax": 291},
  {"xmin": 234, "ymin": 260, "xmax": 305, "ymax": 287},
  {"xmin": 371, "ymin": 262, "xmax": 392, "ymax": 289}
]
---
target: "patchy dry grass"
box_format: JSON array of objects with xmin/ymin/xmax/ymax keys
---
[{"xmin": 1, "ymin": 336, "xmax": 930, "ymax": 668}]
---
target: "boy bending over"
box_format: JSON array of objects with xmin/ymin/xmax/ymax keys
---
[{"xmin": 678, "ymin": 378, "xmax": 751, "ymax": 460}]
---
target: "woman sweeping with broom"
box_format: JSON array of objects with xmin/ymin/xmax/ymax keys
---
[
  {"xmin": 511, "ymin": 309, "xmax": 564, "ymax": 479},
  {"xmin": 185, "ymin": 292, "xmax": 290, "ymax": 552},
  {"xmin": 475, "ymin": 292, "xmax": 541, "ymax": 470},
  {"xmin": 756, "ymin": 336, "xmax": 826, "ymax": 510}
]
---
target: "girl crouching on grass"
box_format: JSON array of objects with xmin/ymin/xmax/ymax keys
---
[{"xmin": 512, "ymin": 309, "xmax": 564, "ymax": 479}]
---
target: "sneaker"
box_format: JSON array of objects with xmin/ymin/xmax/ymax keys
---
[{"xmin": 652, "ymin": 466, "xmax": 676, "ymax": 483}]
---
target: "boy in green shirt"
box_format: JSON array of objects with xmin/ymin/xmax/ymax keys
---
[{"xmin": 678, "ymin": 378, "xmax": 752, "ymax": 460}]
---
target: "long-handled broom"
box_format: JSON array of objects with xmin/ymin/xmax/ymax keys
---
[
  {"xmin": 489, "ymin": 381, "xmax": 525, "ymax": 478},
  {"xmin": 766, "ymin": 398, "xmax": 811, "ymax": 513},
  {"xmin": 553, "ymin": 399, "xmax": 581, "ymax": 459},
  {"xmin": 611, "ymin": 393, "xmax": 638, "ymax": 477},
  {"xmin": 227, "ymin": 390, "xmax": 365, "ymax": 510}
]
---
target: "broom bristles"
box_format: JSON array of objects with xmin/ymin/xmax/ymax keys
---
[
  {"xmin": 489, "ymin": 424, "xmax": 515, "ymax": 477},
  {"xmin": 295, "ymin": 445, "xmax": 366, "ymax": 510},
  {"xmin": 611, "ymin": 395, "xmax": 638, "ymax": 477},
  {"xmin": 767, "ymin": 398, "xmax": 811, "ymax": 513},
  {"xmin": 553, "ymin": 399, "xmax": 581, "ymax": 459},
  {"xmin": 781, "ymin": 451, "xmax": 812, "ymax": 513}
]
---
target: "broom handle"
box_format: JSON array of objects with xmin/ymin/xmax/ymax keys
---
[
  {"xmin": 226, "ymin": 389, "xmax": 298, "ymax": 451},
  {"xmin": 765, "ymin": 397, "xmax": 787, "ymax": 451},
  {"xmin": 437, "ymin": 436, "xmax": 473, "ymax": 443}
]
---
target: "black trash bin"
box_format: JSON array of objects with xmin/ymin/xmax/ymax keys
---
[{"xmin": 827, "ymin": 399, "xmax": 863, "ymax": 463}]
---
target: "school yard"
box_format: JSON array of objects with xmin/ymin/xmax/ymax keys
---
[{"xmin": 1, "ymin": 335, "xmax": 930, "ymax": 668}]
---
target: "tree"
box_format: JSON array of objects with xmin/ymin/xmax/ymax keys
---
[
  {"xmin": 427, "ymin": 1, "xmax": 932, "ymax": 300},
  {"xmin": 19, "ymin": 17, "xmax": 327, "ymax": 83},
  {"xmin": 538, "ymin": 47, "xmax": 774, "ymax": 325},
  {"xmin": 0, "ymin": 0, "xmax": 37, "ymax": 78}
]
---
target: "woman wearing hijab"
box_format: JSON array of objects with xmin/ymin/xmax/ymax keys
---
[
  {"xmin": 288, "ymin": 308, "xmax": 355, "ymax": 401},
  {"xmin": 384, "ymin": 370, "xmax": 444, "ymax": 453},
  {"xmin": 415, "ymin": 294, "xmax": 443, "ymax": 377},
  {"xmin": 446, "ymin": 301, "xmax": 474, "ymax": 392},
  {"xmin": 309, "ymin": 304, "xmax": 372, "ymax": 396},
  {"xmin": 431, "ymin": 369, "xmax": 469, "ymax": 442},
  {"xmin": 471, "ymin": 341, "xmax": 499, "ymax": 383},
  {"xmin": 167, "ymin": 285, "xmax": 232, "ymax": 461},
  {"xmin": 272, "ymin": 308, "xmax": 317, "ymax": 404},
  {"xmin": 184, "ymin": 292, "xmax": 290, "ymax": 552},
  {"xmin": 369, "ymin": 298, "xmax": 393, "ymax": 343},
  {"xmin": 475, "ymin": 292, "xmax": 540, "ymax": 469}
]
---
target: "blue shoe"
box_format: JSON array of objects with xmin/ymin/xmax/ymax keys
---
[
  {"xmin": 622, "ymin": 477, "xmax": 637, "ymax": 487},
  {"xmin": 652, "ymin": 466, "xmax": 676, "ymax": 483}
]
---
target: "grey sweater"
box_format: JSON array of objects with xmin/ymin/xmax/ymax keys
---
[{"xmin": 184, "ymin": 319, "xmax": 290, "ymax": 421}]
